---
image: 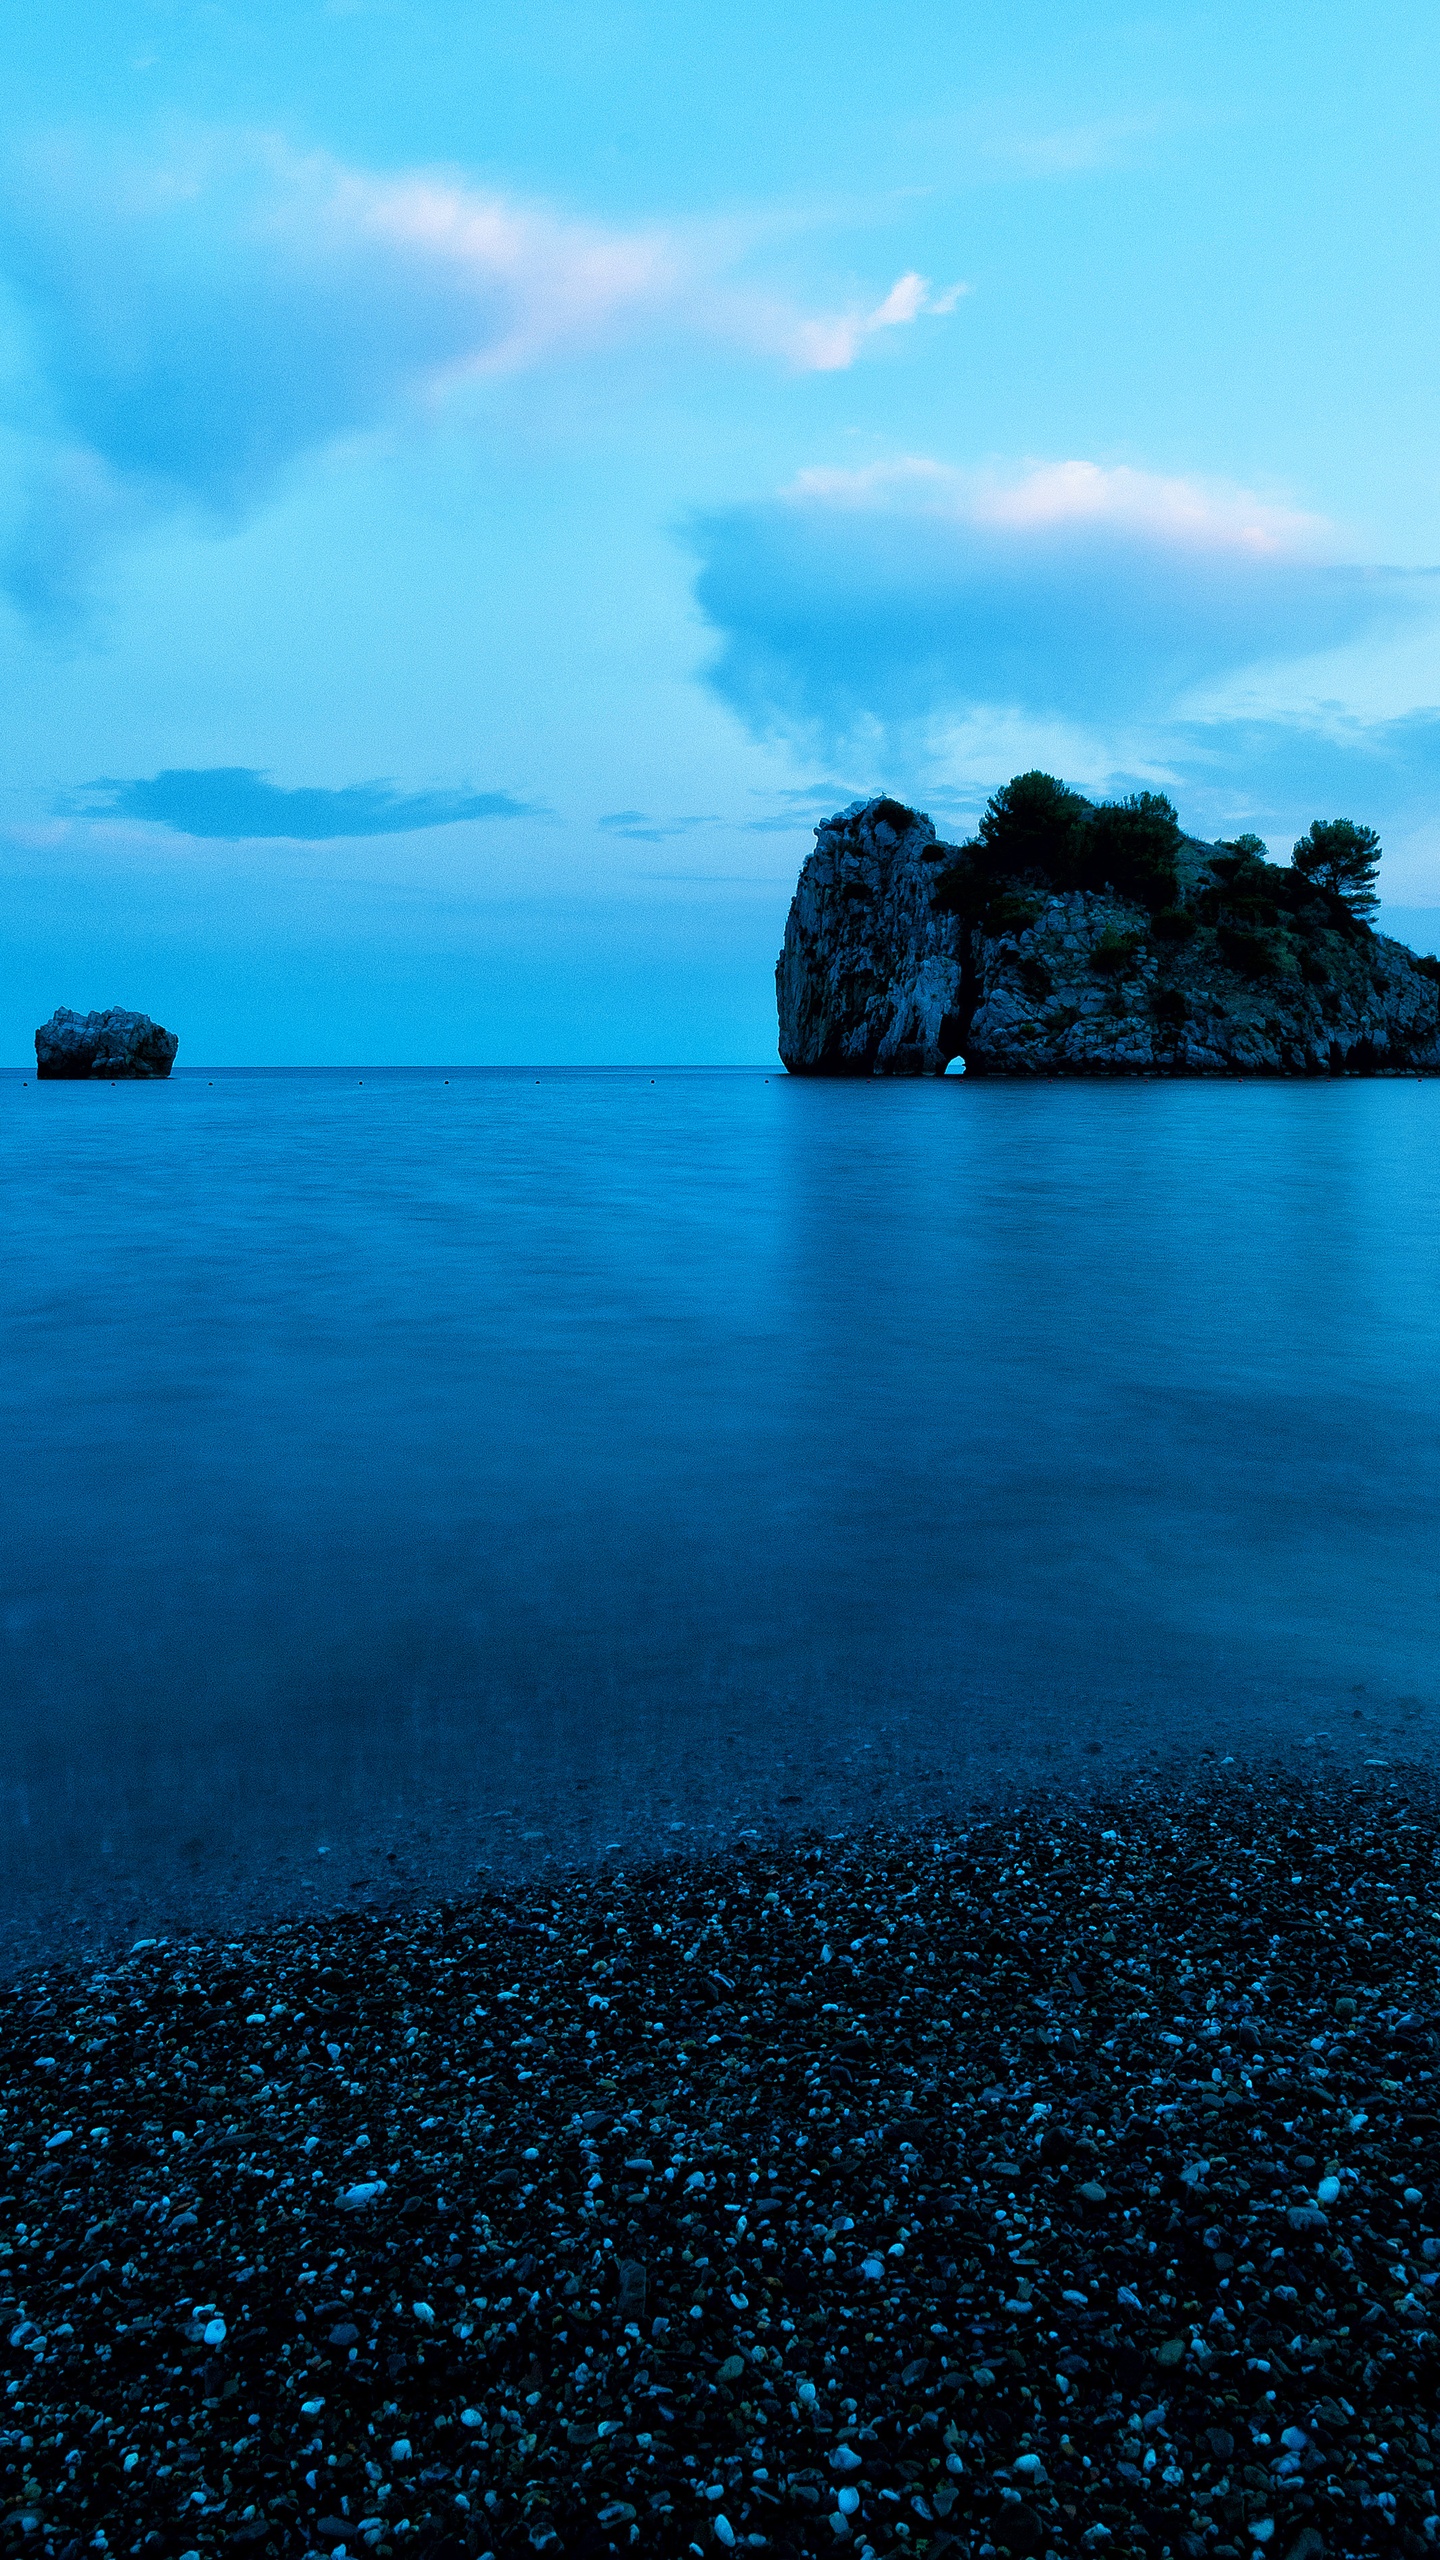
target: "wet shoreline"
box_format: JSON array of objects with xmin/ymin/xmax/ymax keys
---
[{"xmin": 3, "ymin": 1714, "xmax": 1425, "ymax": 1982}]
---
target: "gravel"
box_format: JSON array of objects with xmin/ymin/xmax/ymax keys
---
[{"xmin": 3, "ymin": 1767, "xmax": 1439, "ymax": 2559}]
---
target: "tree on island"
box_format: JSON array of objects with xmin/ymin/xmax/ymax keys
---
[
  {"xmin": 972, "ymin": 770, "xmax": 1089, "ymax": 875},
  {"xmin": 958, "ymin": 772, "xmax": 1183, "ymax": 909},
  {"xmin": 1292, "ymin": 818, "xmax": 1381, "ymax": 921}
]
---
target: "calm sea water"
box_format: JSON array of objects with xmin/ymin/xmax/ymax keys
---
[{"xmin": 3, "ymin": 1065, "xmax": 1438, "ymax": 1961}]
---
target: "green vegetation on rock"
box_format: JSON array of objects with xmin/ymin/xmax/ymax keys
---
[
  {"xmin": 1292, "ymin": 817, "xmax": 1382, "ymax": 920},
  {"xmin": 934, "ymin": 772, "xmax": 1185, "ymax": 917},
  {"xmin": 1089, "ymin": 928, "xmax": 1146, "ymax": 977},
  {"xmin": 934, "ymin": 772, "xmax": 1385, "ymax": 948},
  {"xmin": 1216, "ymin": 923, "xmax": 1281, "ymax": 979},
  {"xmin": 1149, "ymin": 905, "xmax": 1197, "ymax": 944},
  {"xmin": 1080, "ymin": 792, "xmax": 1183, "ymax": 910},
  {"xmin": 777, "ymin": 783, "xmax": 1433, "ymax": 1078}
]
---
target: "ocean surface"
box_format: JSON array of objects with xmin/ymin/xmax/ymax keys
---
[{"xmin": 3, "ymin": 1065, "xmax": 1439, "ymax": 1965}]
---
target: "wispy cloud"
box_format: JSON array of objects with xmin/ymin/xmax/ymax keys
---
[
  {"xmin": 68, "ymin": 768, "xmax": 538, "ymax": 841},
  {"xmin": 908, "ymin": 101, "xmax": 1169, "ymax": 184},
  {"xmin": 633, "ymin": 868, "xmax": 792, "ymax": 884},
  {"xmin": 598, "ymin": 809, "xmax": 725, "ymax": 842},
  {"xmin": 0, "ymin": 128, "xmax": 966, "ymax": 615},
  {"xmin": 781, "ymin": 273, "xmax": 968, "ymax": 373},
  {"xmin": 1146, "ymin": 709, "xmax": 1440, "ymax": 870},
  {"xmin": 978, "ymin": 114, "xmax": 1163, "ymax": 181},
  {"xmin": 784, "ymin": 456, "xmax": 1329, "ymax": 556}
]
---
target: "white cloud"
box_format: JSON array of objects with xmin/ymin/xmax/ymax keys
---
[
  {"xmin": 783, "ymin": 273, "xmax": 969, "ymax": 373},
  {"xmin": 909, "ymin": 104, "xmax": 1168, "ymax": 184},
  {"xmin": 983, "ymin": 115, "xmax": 1161, "ymax": 180},
  {"xmin": 693, "ymin": 449, "xmax": 1425, "ymax": 749},
  {"xmin": 268, "ymin": 147, "xmax": 690, "ymax": 378},
  {"xmin": 786, "ymin": 456, "xmax": 1332, "ymax": 557},
  {"xmin": 0, "ymin": 129, "xmax": 970, "ymax": 612}
]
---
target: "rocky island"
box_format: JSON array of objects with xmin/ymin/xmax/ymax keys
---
[
  {"xmin": 777, "ymin": 778, "xmax": 1440, "ymax": 1076},
  {"xmin": 34, "ymin": 1005, "xmax": 178, "ymax": 1078}
]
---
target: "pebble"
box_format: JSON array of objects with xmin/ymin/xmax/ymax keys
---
[{"xmin": 2, "ymin": 1767, "xmax": 1439, "ymax": 2557}]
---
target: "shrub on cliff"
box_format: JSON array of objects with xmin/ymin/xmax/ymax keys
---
[
  {"xmin": 987, "ymin": 892, "xmax": 1043, "ymax": 936},
  {"xmin": 933, "ymin": 773, "xmax": 1182, "ymax": 916},
  {"xmin": 1075, "ymin": 792, "xmax": 1183, "ymax": 911},
  {"xmin": 1198, "ymin": 840, "xmax": 1317, "ymax": 932},
  {"xmin": 974, "ymin": 773, "xmax": 1183, "ymax": 909},
  {"xmin": 1089, "ymin": 928, "xmax": 1146, "ymax": 976},
  {"xmin": 1217, "ymin": 923, "xmax": 1281, "ymax": 979},
  {"xmin": 1150, "ymin": 905, "xmax": 1197, "ymax": 943},
  {"xmin": 1292, "ymin": 818, "xmax": 1381, "ymax": 921},
  {"xmin": 932, "ymin": 771, "xmax": 1084, "ymax": 918},
  {"xmin": 977, "ymin": 770, "xmax": 1089, "ymax": 874}
]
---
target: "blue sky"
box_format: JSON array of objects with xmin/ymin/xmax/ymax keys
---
[{"xmin": 4, "ymin": 0, "xmax": 1440, "ymax": 1061}]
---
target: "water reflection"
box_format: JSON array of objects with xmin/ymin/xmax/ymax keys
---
[{"xmin": 1, "ymin": 1068, "xmax": 1436, "ymax": 1961}]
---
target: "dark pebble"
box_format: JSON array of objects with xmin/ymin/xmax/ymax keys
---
[{"xmin": 2, "ymin": 1768, "xmax": 1439, "ymax": 2558}]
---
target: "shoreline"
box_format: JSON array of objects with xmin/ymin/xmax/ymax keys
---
[
  {"xmin": 3, "ymin": 1728, "xmax": 1428, "ymax": 1985},
  {"xmin": 3, "ymin": 1766, "xmax": 1439, "ymax": 2559}
]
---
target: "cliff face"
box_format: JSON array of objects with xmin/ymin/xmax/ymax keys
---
[{"xmin": 777, "ymin": 797, "xmax": 1440, "ymax": 1076}]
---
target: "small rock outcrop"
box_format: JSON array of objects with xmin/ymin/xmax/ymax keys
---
[
  {"xmin": 35, "ymin": 1007, "xmax": 179, "ymax": 1080},
  {"xmin": 777, "ymin": 795, "xmax": 1440, "ymax": 1076}
]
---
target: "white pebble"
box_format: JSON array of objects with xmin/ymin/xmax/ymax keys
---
[
  {"xmin": 338, "ymin": 2179, "xmax": 386, "ymax": 2210},
  {"xmin": 203, "ymin": 2316, "xmax": 227, "ymax": 2348},
  {"xmin": 1317, "ymin": 2176, "xmax": 1341, "ymax": 2205}
]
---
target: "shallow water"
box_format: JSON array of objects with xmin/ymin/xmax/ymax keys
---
[{"xmin": 3, "ymin": 1066, "xmax": 1438, "ymax": 1961}]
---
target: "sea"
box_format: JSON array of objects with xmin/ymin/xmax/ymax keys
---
[{"xmin": 3, "ymin": 1064, "xmax": 1438, "ymax": 1964}]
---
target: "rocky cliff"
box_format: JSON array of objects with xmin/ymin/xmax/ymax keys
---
[
  {"xmin": 35, "ymin": 1007, "xmax": 179, "ymax": 1079},
  {"xmin": 777, "ymin": 795, "xmax": 1440, "ymax": 1076}
]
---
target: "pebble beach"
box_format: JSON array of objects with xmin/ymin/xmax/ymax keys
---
[{"xmin": 3, "ymin": 1767, "xmax": 1438, "ymax": 2560}]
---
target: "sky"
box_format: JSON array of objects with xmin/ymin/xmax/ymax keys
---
[{"xmin": 4, "ymin": 0, "xmax": 1440, "ymax": 1062}]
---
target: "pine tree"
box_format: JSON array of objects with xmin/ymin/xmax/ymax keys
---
[{"xmin": 1291, "ymin": 818, "xmax": 1381, "ymax": 920}]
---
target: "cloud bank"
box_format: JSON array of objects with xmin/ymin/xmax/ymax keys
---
[
  {"xmin": 692, "ymin": 456, "xmax": 1440, "ymax": 845},
  {"xmin": 693, "ymin": 457, "xmax": 1427, "ymax": 738},
  {"xmin": 0, "ymin": 129, "xmax": 963, "ymax": 615},
  {"xmin": 72, "ymin": 769, "xmax": 536, "ymax": 842}
]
